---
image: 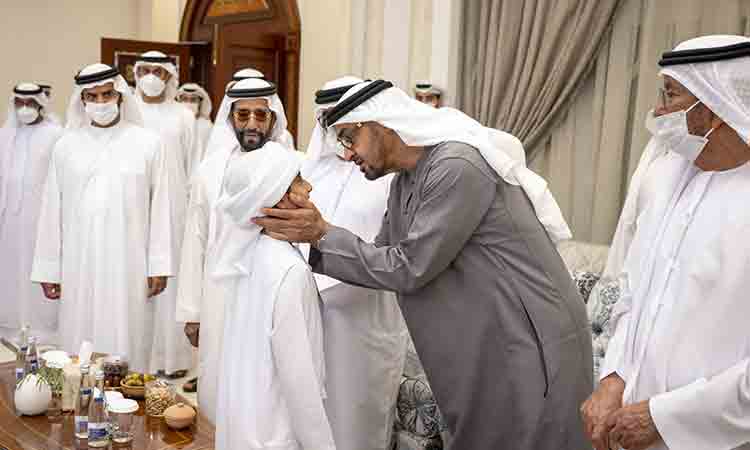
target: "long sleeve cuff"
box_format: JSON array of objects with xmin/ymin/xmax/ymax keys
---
[
  {"xmin": 148, "ymin": 254, "xmax": 173, "ymax": 277},
  {"xmin": 175, "ymin": 305, "xmax": 200, "ymax": 323},
  {"xmin": 650, "ymin": 360, "xmax": 750, "ymax": 450},
  {"xmin": 599, "ymin": 312, "xmax": 629, "ymax": 383},
  {"xmin": 30, "ymin": 259, "xmax": 61, "ymax": 283}
]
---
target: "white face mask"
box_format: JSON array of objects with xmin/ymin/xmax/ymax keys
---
[
  {"xmin": 85, "ymin": 101, "xmax": 120, "ymax": 126},
  {"xmin": 645, "ymin": 101, "xmax": 715, "ymax": 163},
  {"xmin": 139, "ymin": 74, "xmax": 166, "ymax": 97},
  {"xmin": 16, "ymin": 106, "xmax": 39, "ymax": 125},
  {"xmin": 183, "ymin": 102, "xmax": 200, "ymax": 116}
]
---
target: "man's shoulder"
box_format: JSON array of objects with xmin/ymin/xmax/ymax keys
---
[{"xmin": 427, "ymin": 141, "xmax": 497, "ymax": 181}]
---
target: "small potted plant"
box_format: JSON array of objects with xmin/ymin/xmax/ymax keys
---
[
  {"xmin": 38, "ymin": 364, "xmax": 65, "ymax": 419},
  {"xmin": 15, "ymin": 356, "xmax": 66, "ymax": 418}
]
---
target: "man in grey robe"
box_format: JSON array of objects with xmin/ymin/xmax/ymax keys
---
[{"xmin": 254, "ymin": 80, "xmax": 593, "ymax": 449}]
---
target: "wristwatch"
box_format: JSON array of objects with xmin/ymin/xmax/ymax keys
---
[{"xmin": 313, "ymin": 228, "xmax": 329, "ymax": 249}]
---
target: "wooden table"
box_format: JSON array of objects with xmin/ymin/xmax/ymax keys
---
[{"xmin": 0, "ymin": 362, "xmax": 214, "ymax": 450}]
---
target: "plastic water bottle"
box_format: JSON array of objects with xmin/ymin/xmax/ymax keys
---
[
  {"xmin": 88, "ymin": 370, "xmax": 110, "ymax": 447},
  {"xmin": 23, "ymin": 336, "xmax": 39, "ymax": 375},
  {"xmin": 14, "ymin": 326, "xmax": 29, "ymax": 382},
  {"xmin": 74, "ymin": 364, "xmax": 92, "ymax": 439}
]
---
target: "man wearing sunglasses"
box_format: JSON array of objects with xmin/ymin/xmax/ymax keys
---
[{"xmin": 176, "ymin": 77, "xmax": 294, "ymax": 425}]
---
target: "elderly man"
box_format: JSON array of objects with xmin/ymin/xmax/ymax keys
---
[
  {"xmin": 31, "ymin": 64, "xmax": 172, "ymax": 372},
  {"xmin": 0, "ymin": 83, "xmax": 62, "ymax": 343},
  {"xmin": 204, "ymin": 67, "xmax": 295, "ymax": 155},
  {"xmin": 300, "ymin": 77, "xmax": 408, "ymax": 450},
  {"xmin": 256, "ymin": 80, "xmax": 592, "ymax": 449},
  {"xmin": 133, "ymin": 50, "xmax": 195, "ymax": 377},
  {"xmin": 581, "ymin": 35, "xmax": 750, "ymax": 450},
  {"xmin": 176, "ymin": 78, "xmax": 292, "ymax": 424}
]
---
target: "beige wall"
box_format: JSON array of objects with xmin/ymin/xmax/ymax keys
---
[
  {"xmin": 0, "ymin": 1, "xmax": 143, "ymax": 123},
  {"xmin": 297, "ymin": 0, "xmax": 354, "ymax": 149},
  {"xmin": 0, "ymin": 0, "xmax": 458, "ymax": 148}
]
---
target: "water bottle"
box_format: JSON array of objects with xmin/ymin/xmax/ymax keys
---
[
  {"xmin": 88, "ymin": 370, "xmax": 110, "ymax": 447},
  {"xmin": 23, "ymin": 336, "xmax": 39, "ymax": 375},
  {"xmin": 14, "ymin": 326, "xmax": 29, "ymax": 382},
  {"xmin": 74, "ymin": 364, "xmax": 92, "ymax": 439}
]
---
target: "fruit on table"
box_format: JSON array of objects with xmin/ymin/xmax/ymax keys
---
[{"xmin": 123, "ymin": 372, "xmax": 156, "ymax": 387}]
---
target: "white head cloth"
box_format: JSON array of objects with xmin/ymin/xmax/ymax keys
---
[
  {"xmin": 206, "ymin": 78, "xmax": 291, "ymax": 155},
  {"xmin": 177, "ymin": 82, "xmax": 213, "ymax": 119},
  {"xmin": 233, "ymin": 68, "xmax": 265, "ymax": 80},
  {"xmin": 0, "ymin": 83, "xmax": 56, "ymax": 220},
  {"xmin": 211, "ymin": 143, "xmax": 311, "ymax": 450},
  {"xmin": 2, "ymin": 83, "xmax": 50, "ymax": 129},
  {"xmin": 303, "ymin": 75, "xmax": 364, "ymax": 165},
  {"xmin": 329, "ymin": 81, "xmax": 570, "ymax": 242},
  {"xmin": 66, "ymin": 63, "xmax": 143, "ymax": 129},
  {"xmin": 134, "ymin": 50, "xmax": 179, "ymax": 101},
  {"xmin": 225, "ymin": 68, "xmax": 265, "ymax": 93},
  {"xmin": 414, "ymin": 80, "xmax": 441, "ymax": 96},
  {"xmin": 660, "ymin": 35, "xmax": 750, "ymax": 143},
  {"xmin": 202, "ymin": 78, "xmax": 290, "ymax": 202},
  {"xmin": 212, "ymin": 143, "xmax": 301, "ymax": 280}
]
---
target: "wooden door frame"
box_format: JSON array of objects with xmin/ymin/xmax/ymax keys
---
[{"xmin": 179, "ymin": 0, "xmax": 301, "ymax": 141}]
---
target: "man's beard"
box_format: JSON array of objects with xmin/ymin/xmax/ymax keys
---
[{"xmin": 235, "ymin": 127, "xmax": 269, "ymax": 152}]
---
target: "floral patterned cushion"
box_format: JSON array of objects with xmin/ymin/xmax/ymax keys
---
[
  {"xmin": 573, "ymin": 271, "xmax": 601, "ymax": 304},
  {"xmin": 587, "ymin": 278, "xmax": 621, "ymax": 379},
  {"xmin": 392, "ymin": 430, "xmax": 443, "ymax": 450},
  {"xmin": 396, "ymin": 375, "xmax": 446, "ymax": 439}
]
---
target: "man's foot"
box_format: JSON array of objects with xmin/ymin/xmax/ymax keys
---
[{"xmin": 183, "ymin": 377, "xmax": 198, "ymax": 393}]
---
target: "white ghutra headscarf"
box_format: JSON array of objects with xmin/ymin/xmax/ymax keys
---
[
  {"xmin": 0, "ymin": 83, "xmax": 57, "ymax": 221},
  {"xmin": 66, "ymin": 63, "xmax": 143, "ymax": 129},
  {"xmin": 326, "ymin": 81, "xmax": 571, "ymax": 243},
  {"xmin": 177, "ymin": 83, "xmax": 213, "ymax": 119},
  {"xmin": 659, "ymin": 34, "xmax": 750, "ymax": 144},
  {"xmin": 134, "ymin": 50, "xmax": 180, "ymax": 102},
  {"xmin": 205, "ymin": 78, "xmax": 292, "ymax": 155}
]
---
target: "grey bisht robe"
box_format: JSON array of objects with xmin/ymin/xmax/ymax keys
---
[{"xmin": 311, "ymin": 142, "xmax": 592, "ymax": 449}]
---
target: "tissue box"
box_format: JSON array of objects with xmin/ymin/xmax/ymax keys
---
[{"xmin": 62, "ymin": 358, "xmax": 103, "ymax": 411}]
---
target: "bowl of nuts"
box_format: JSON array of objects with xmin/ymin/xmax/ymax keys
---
[{"xmin": 144, "ymin": 380, "xmax": 175, "ymax": 417}]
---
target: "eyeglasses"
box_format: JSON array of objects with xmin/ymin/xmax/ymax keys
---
[
  {"xmin": 233, "ymin": 108, "xmax": 273, "ymax": 123},
  {"xmin": 82, "ymin": 89, "xmax": 120, "ymax": 103},
  {"xmin": 336, "ymin": 122, "xmax": 363, "ymax": 151}
]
